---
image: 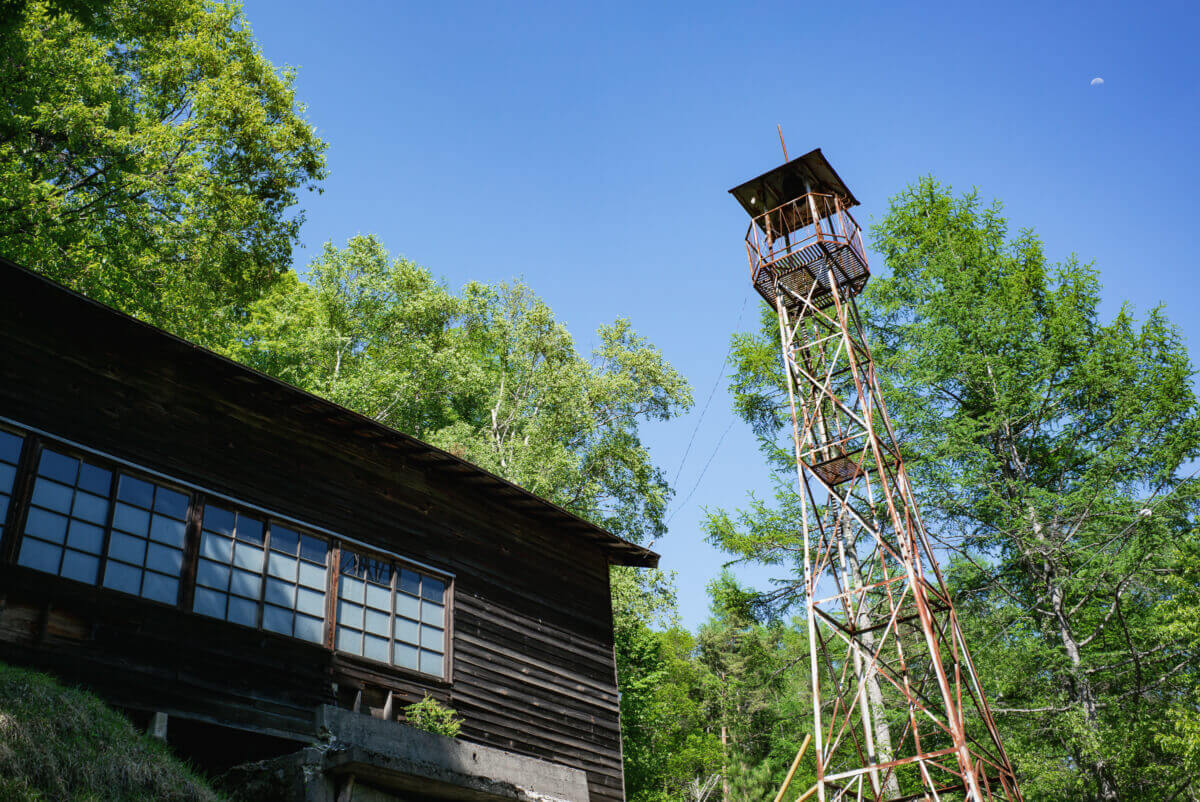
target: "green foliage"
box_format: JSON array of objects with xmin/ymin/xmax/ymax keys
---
[
  {"xmin": 868, "ymin": 178, "xmax": 1200, "ymax": 800},
  {"xmin": 0, "ymin": 661, "xmax": 221, "ymax": 801},
  {"xmin": 695, "ymin": 574, "xmax": 813, "ymax": 801},
  {"xmin": 402, "ymin": 695, "xmax": 463, "ymax": 739},
  {"xmin": 226, "ymin": 235, "xmax": 692, "ymax": 544},
  {"xmin": 613, "ymin": 568, "xmax": 815, "ymax": 802},
  {"xmin": 0, "ymin": 0, "xmax": 326, "ymax": 345},
  {"xmin": 612, "ymin": 568, "xmax": 722, "ymax": 802},
  {"xmin": 708, "ymin": 176, "xmax": 1200, "ymax": 800},
  {"xmin": 228, "ymin": 237, "xmax": 694, "ymax": 792}
]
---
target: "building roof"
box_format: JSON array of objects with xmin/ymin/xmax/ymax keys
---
[
  {"xmin": 0, "ymin": 257, "xmax": 659, "ymax": 568},
  {"xmin": 728, "ymin": 147, "xmax": 860, "ymax": 220}
]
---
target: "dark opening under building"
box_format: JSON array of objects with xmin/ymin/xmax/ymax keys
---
[{"xmin": 0, "ymin": 257, "xmax": 656, "ymax": 802}]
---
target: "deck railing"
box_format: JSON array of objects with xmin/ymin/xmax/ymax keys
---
[{"xmin": 744, "ymin": 192, "xmax": 865, "ymax": 285}]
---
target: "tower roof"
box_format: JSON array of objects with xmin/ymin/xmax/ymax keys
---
[{"xmin": 728, "ymin": 148, "xmax": 860, "ymax": 220}]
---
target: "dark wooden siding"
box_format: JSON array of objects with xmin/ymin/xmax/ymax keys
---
[{"xmin": 0, "ymin": 265, "xmax": 625, "ymax": 802}]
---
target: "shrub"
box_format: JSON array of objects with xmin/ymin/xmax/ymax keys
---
[{"xmin": 402, "ymin": 695, "xmax": 463, "ymax": 738}]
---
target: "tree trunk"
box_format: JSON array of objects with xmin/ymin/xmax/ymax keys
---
[
  {"xmin": 841, "ymin": 519, "xmax": 901, "ymax": 798},
  {"xmin": 720, "ymin": 724, "xmax": 729, "ymax": 802},
  {"xmin": 1029, "ymin": 508, "xmax": 1118, "ymax": 802}
]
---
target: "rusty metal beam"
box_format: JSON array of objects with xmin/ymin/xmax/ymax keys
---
[{"xmin": 734, "ymin": 155, "xmax": 1022, "ymax": 801}]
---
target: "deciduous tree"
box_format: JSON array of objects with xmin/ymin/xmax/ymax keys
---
[
  {"xmin": 0, "ymin": 0, "xmax": 325, "ymax": 344},
  {"xmin": 227, "ymin": 235, "xmax": 692, "ymax": 545},
  {"xmin": 709, "ymin": 178, "xmax": 1200, "ymax": 800}
]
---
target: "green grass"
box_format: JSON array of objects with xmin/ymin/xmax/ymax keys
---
[{"xmin": 0, "ymin": 661, "xmax": 222, "ymax": 801}]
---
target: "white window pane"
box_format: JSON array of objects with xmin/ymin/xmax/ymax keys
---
[
  {"xmin": 108, "ymin": 532, "xmax": 146, "ymax": 565},
  {"xmin": 149, "ymin": 515, "xmax": 186, "ymax": 549},
  {"xmin": 420, "ymin": 625, "xmax": 443, "ymax": 650},
  {"xmin": 233, "ymin": 542, "xmax": 264, "ymax": 572},
  {"xmin": 393, "ymin": 617, "xmax": 419, "ymax": 645},
  {"xmin": 298, "ymin": 561, "xmax": 326, "ymax": 590},
  {"xmin": 116, "ymin": 475, "xmax": 153, "ymax": 508},
  {"xmin": 103, "ymin": 561, "xmax": 142, "ymax": 595},
  {"xmin": 395, "ymin": 592, "xmax": 419, "ymax": 619},
  {"xmin": 269, "ymin": 526, "xmax": 299, "ymax": 555},
  {"xmin": 234, "ymin": 515, "xmax": 264, "ymax": 545},
  {"xmin": 296, "ymin": 586, "xmax": 325, "ymax": 617},
  {"xmin": 194, "ymin": 587, "xmax": 226, "ymax": 619},
  {"xmin": 153, "ymin": 487, "xmax": 189, "ymax": 519},
  {"xmin": 71, "ymin": 491, "xmax": 109, "ymax": 525},
  {"xmin": 141, "ymin": 572, "xmax": 178, "ymax": 605},
  {"xmin": 394, "ymin": 642, "xmax": 418, "ymax": 671},
  {"xmin": 421, "ymin": 601, "xmax": 444, "ymax": 627},
  {"xmin": 146, "ymin": 543, "xmax": 183, "ymax": 576},
  {"xmin": 230, "ymin": 569, "xmax": 261, "ymax": 599},
  {"xmin": 365, "ymin": 582, "xmax": 391, "ymax": 612},
  {"xmin": 336, "ymin": 599, "xmax": 363, "ymax": 627},
  {"xmin": 76, "ymin": 462, "xmax": 111, "ymax": 496},
  {"xmin": 200, "ymin": 531, "xmax": 232, "ymax": 563},
  {"xmin": 19, "ymin": 538, "xmax": 61, "ymax": 574},
  {"xmin": 0, "ymin": 431, "xmax": 23, "ymax": 463},
  {"xmin": 31, "ymin": 478, "xmax": 73, "ymax": 513},
  {"xmin": 263, "ymin": 605, "xmax": 293, "ymax": 636},
  {"xmin": 267, "ymin": 552, "xmax": 297, "ymax": 581},
  {"xmin": 112, "ymin": 503, "xmax": 150, "ymax": 536},
  {"xmin": 339, "ymin": 576, "xmax": 364, "ymax": 603},
  {"xmin": 25, "ymin": 508, "xmax": 68, "ymax": 544},
  {"xmin": 364, "ymin": 634, "xmax": 389, "ymax": 663},
  {"xmin": 299, "ymin": 535, "xmax": 326, "ymax": 564},
  {"xmin": 336, "ymin": 626, "xmax": 362, "ymax": 655},
  {"xmin": 420, "ymin": 650, "xmax": 443, "ymax": 677},
  {"xmin": 295, "ymin": 614, "xmax": 324, "ymax": 644},
  {"xmin": 421, "ymin": 576, "xmax": 445, "ymax": 604},
  {"xmin": 38, "ymin": 450, "xmax": 78, "ymax": 484},
  {"xmin": 398, "ymin": 569, "xmax": 419, "ymax": 596},
  {"xmin": 196, "ymin": 559, "xmax": 230, "ymax": 590},
  {"xmin": 264, "ymin": 577, "xmax": 295, "ymax": 608},
  {"xmin": 364, "ymin": 608, "xmax": 390, "ymax": 637},
  {"xmin": 227, "ymin": 596, "xmax": 258, "ymax": 627},
  {"xmin": 66, "ymin": 520, "xmax": 104, "ymax": 554},
  {"xmin": 203, "ymin": 505, "xmax": 235, "ymax": 536},
  {"xmin": 60, "ymin": 550, "xmax": 100, "ymax": 584}
]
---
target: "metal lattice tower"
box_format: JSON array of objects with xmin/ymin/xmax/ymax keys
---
[{"xmin": 729, "ymin": 149, "xmax": 1022, "ymax": 802}]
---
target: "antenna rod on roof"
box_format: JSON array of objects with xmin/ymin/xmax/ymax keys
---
[{"xmin": 777, "ymin": 125, "xmax": 788, "ymax": 161}]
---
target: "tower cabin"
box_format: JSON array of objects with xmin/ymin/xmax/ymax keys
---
[
  {"xmin": 729, "ymin": 148, "xmax": 869, "ymax": 311},
  {"xmin": 0, "ymin": 257, "xmax": 654, "ymax": 802}
]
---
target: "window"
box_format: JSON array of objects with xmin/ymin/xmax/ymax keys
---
[
  {"xmin": 193, "ymin": 505, "xmax": 329, "ymax": 643},
  {"xmin": 17, "ymin": 446, "xmax": 188, "ymax": 604},
  {"xmin": 104, "ymin": 474, "xmax": 189, "ymax": 604},
  {"xmin": 336, "ymin": 548, "xmax": 447, "ymax": 677},
  {"xmin": 19, "ymin": 447, "xmax": 111, "ymax": 584},
  {"xmin": 264, "ymin": 524, "xmax": 328, "ymax": 643},
  {"xmin": 0, "ymin": 430, "xmax": 23, "ymax": 537},
  {"xmin": 4, "ymin": 426, "xmax": 452, "ymax": 670}
]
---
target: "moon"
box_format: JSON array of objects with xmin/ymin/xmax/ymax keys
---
[{"xmin": 1090, "ymin": 77, "xmax": 1104, "ymax": 86}]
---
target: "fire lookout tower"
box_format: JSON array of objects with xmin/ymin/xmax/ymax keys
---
[{"xmin": 730, "ymin": 149, "xmax": 1023, "ymax": 801}]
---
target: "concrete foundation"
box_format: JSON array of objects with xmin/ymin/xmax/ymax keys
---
[{"xmin": 218, "ymin": 706, "xmax": 590, "ymax": 802}]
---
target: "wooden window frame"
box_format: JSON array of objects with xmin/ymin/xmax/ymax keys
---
[
  {"xmin": 0, "ymin": 422, "xmax": 454, "ymax": 684},
  {"xmin": 3, "ymin": 432, "xmax": 196, "ymax": 607},
  {"xmin": 331, "ymin": 540, "xmax": 454, "ymax": 683},
  {"xmin": 190, "ymin": 497, "xmax": 332, "ymax": 644}
]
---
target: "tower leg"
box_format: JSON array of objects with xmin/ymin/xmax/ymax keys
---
[{"xmin": 772, "ymin": 261, "xmax": 1021, "ymax": 801}]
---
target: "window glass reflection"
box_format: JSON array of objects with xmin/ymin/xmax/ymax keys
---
[{"xmin": 335, "ymin": 547, "xmax": 447, "ymax": 676}]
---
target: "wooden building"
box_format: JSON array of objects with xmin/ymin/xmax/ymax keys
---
[{"xmin": 0, "ymin": 257, "xmax": 656, "ymax": 802}]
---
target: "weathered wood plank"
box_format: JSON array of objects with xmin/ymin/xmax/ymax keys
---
[{"xmin": 0, "ymin": 262, "xmax": 630, "ymax": 799}]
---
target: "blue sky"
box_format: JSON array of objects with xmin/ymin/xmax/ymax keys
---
[{"xmin": 244, "ymin": 0, "xmax": 1199, "ymax": 630}]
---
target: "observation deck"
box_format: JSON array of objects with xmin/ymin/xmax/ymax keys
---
[{"xmin": 730, "ymin": 149, "xmax": 869, "ymax": 311}]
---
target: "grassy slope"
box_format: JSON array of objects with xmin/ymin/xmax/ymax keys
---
[{"xmin": 0, "ymin": 661, "xmax": 222, "ymax": 801}]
